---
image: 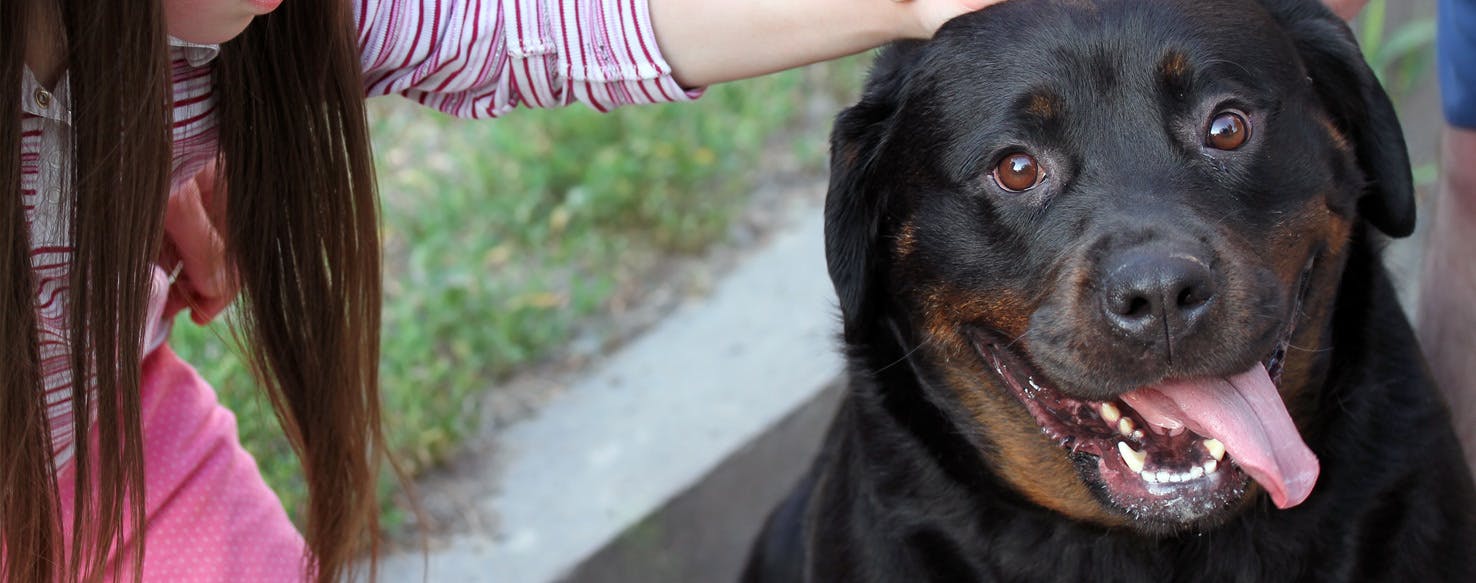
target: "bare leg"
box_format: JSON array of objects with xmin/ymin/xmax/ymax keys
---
[{"xmin": 1419, "ymin": 126, "xmax": 1476, "ymax": 475}]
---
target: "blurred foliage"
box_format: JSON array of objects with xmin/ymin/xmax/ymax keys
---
[
  {"xmin": 1355, "ymin": 0, "xmax": 1439, "ymax": 185},
  {"xmin": 169, "ymin": 58, "xmax": 866, "ymax": 526},
  {"xmin": 1358, "ymin": 0, "xmax": 1438, "ymax": 99}
]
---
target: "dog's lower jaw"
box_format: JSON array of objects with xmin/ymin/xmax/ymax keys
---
[
  {"xmin": 973, "ymin": 327, "xmax": 1325, "ymax": 522},
  {"xmin": 963, "ymin": 336, "xmax": 1254, "ymax": 532}
]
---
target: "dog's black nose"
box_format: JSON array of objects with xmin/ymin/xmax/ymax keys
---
[{"xmin": 1100, "ymin": 249, "xmax": 1215, "ymax": 342}]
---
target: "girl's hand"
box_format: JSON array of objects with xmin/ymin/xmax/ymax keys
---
[
  {"xmin": 160, "ymin": 161, "xmax": 238, "ymax": 325},
  {"xmin": 1322, "ymin": 0, "xmax": 1368, "ymax": 20},
  {"xmin": 899, "ymin": 0, "xmax": 1008, "ymax": 40},
  {"xmin": 652, "ymin": 0, "xmax": 1008, "ymax": 87}
]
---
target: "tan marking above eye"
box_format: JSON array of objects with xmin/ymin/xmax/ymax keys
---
[
  {"xmin": 1206, "ymin": 111, "xmax": 1250, "ymax": 150},
  {"xmin": 993, "ymin": 152, "xmax": 1044, "ymax": 192},
  {"xmin": 1027, "ymin": 93, "xmax": 1060, "ymax": 119},
  {"xmin": 1159, "ymin": 51, "xmax": 1190, "ymax": 82}
]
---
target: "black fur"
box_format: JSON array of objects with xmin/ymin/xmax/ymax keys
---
[{"xmin": 744, "ymin": 0, "xmax": 1476, "ymax": 580}]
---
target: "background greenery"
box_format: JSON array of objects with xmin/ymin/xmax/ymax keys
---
[
  {"xmin": 170, "ymin": 62, "xmax": 858, "ymax": 525},
  {"xmin": 1357, "ymin": 0, "xmax": 1441, "ymax": 187}
]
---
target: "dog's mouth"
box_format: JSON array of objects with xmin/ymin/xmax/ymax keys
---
[{"xmin": 965, "ymin": 264, "xmax": 1321, "ymax": 527}]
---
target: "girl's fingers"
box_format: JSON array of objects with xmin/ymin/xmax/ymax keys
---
[
  {"xmin": 163, "ymin": 167, "xmax": 238, "ymax": 324},
  {"xmin": 909, "ymin": 0, "xmax": 1010, "ymax": 39}
]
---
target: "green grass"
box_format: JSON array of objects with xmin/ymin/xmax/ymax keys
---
[{"xmin": 169, "ymin": 61, "xmax": 862, "ymax": 526}]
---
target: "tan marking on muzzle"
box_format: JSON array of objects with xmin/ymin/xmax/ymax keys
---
[
  {"xmin": 943, "ymin": 366, "xmax": 1129, "ymax": 527},
  {"xmin": 919, "ymin": 284, "xmax": 1034, "ymax": 343}
]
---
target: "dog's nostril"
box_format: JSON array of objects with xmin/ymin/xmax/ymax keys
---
[
  {"xmin": 1115, "ymin": 295, "xmax": 1152, "ymax": 319},
  {"xmin": 1126, "ymin": 297, "xmax": 1151, "ymax": 318},
  {"xmin": 1177, "ymin": 285, "xmax": 1211, "ymax": 309}
]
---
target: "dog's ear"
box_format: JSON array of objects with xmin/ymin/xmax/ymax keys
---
[
  {"xmin": 1261, "ymin": 0, "xmax": 1415, "ymax": 237},
  {"xmin": 825, "ymin": 43, "xmax": 918, "ymax": 343}
]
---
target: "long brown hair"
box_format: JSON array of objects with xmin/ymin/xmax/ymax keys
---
[
  {"xmin": 2, "ymin": 1, "xmax": 62, "ymax": 581},
  {"xmin": 2, "ymin": 0, "xmax": 387, "ymax": 581}
]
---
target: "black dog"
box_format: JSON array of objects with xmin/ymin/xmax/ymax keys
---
[{"xmin": 744, "ymin": 0, "xmax": 1476, "ymax": 580}]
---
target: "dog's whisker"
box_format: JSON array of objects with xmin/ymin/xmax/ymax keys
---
[
  {"xmin": 870, "ymin": 337, "xmax": 931, "ymax": 375},
  {"xmin": 1285, "ymin": 343, "xmax": 1330, "ymax": 354},
  {"xmin": 1001, "ymin": 330, "xmax": 1030, "ymax": 352}
]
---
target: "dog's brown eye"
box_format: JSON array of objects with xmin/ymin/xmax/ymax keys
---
[
  {"xmin": 993, "ymin": 153, "xmax": 1043, "ymax": 192},
  {"xmin": 1206, "ymin": 111, "xmax": 1249, "ymax": 150}
]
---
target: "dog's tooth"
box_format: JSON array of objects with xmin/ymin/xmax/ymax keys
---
[
  {"xmin": 1117, "ymin": 441, "xmax": 1147, "ymax": 473},
  {"xmin": 1118, "ymin": 418, "xmax": 1135, "ymax": 437},
  {"xmin": 1203, "ymin": 439, "xmax": 1226, "ymax": 461},
  {"xmin": 1203, "ymin": 459, "xmax": 1218, "ymax": 475},
  {"xmin": 1141, "ymin": 470, "xmax": 1158, "ymax": 483},
  {"xmin": 1132, "ymin": 430, "xmax": 1145, "ymax": 441},
  {"xmin": 1100, "ymin": 402, "xmax": 1122, "ymax": 424},
  {"xmin": 1189, "ymin": 466, "xmax": 1204, "ymax": 479},
  {"xmin": 1156, "ymin": 470, "xmax": 1172, "ymax": 483}
]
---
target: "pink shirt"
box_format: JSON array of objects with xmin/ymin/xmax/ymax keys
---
[{"xmin": 19, "ymin": 0, "xmax": 697, "ymax": 470}]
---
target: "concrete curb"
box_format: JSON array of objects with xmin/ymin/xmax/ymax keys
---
[{"xmin": 378, "ymin": 209, "xmax": 843, "ymax": 582}]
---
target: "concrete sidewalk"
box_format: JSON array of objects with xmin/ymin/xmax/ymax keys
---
[{"xmin": 377, "ymin": 207, "xmax": 843, "ymax": 582}]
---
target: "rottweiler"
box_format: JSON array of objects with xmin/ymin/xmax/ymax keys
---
[{"xmin": 743, "ymin": 0, "xmax": 1476, "ymax": 581}]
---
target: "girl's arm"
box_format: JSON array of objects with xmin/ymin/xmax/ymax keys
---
[
  {"xmin": 650, "ymin": 0, "xmax": 1005, "ymax": 88},
  {"xmin": 358, "ymin": 0, "xmax": 1002, "ymax": 119}
]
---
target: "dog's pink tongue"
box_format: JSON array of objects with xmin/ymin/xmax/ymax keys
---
[{"xmin": 1119, "ymin": 364, "xmax": 1319, "ymax": 509}]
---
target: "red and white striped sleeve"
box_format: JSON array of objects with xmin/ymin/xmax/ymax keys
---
[{"xmin": 356, "ymin": 0, "xmax": 701, "ymax": 118}]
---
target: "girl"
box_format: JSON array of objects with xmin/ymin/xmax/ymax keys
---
[{"xmin": 2, "ymin": 0, "xmax": 1001, "ymax": 581}]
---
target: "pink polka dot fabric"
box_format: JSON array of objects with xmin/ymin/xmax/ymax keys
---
[{"xmin": 56, "ymin": 346, "xmax": 308, "ymax": 582}]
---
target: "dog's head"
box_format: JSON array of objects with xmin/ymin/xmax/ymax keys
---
[{"xmin": 827, "ymin": 0, "xmax": 1412, "ymax": 533}]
